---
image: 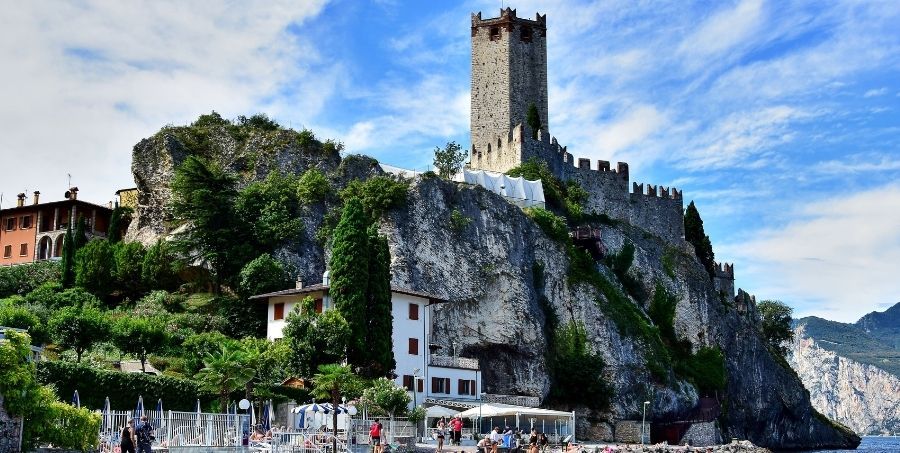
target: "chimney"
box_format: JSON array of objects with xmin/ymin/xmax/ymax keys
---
[
  {"xmin": 16, "ymin": 193, "xmax": 25, "ymax": 207},
  {"xmin": 69, "ymin": 187, "xmax": 78, "ymax": 200},
  {"xmin": 295, "ymin": 276, "xmax": 304, "ymax": 289},
  {"xmin": 33, "ymin": 191, "xmax": 40, "ymax": 205}
]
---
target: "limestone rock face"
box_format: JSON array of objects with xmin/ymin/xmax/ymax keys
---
[
  {"xmin": 125, "ymin": 126, "xmax": 859, "ymax": 449},
  {"xmin": 789, "ymin": 325, "xmax": 900, "ymax": 435}
]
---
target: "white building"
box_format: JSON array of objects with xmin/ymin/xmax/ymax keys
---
[{"xmin": 251, "ymin": 273, "xmax": 483, "ymax": 408}]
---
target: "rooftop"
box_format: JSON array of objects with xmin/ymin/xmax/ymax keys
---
[{"xmin": 249, "ymin": 283, "xmax": 447, "ymax": 303}]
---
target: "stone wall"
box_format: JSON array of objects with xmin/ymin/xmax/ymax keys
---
[
  {"xmin": 681, "ymin": 421, "xmax": 721, "ymax": 447},
  {"xmin": 713, "ymin": 262, "xmax": 735, "ymax": 302},
  {"xmin": 613, "ymin": 420, "xmax": 647, "ymax": 444},
  {"xmin": 0, "ymin": 394, "xmax": 23, "ymax": 453}
]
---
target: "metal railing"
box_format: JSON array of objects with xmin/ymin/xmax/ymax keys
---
[
  {"xmin": 429, "ymin": 355, "xmax": 480, "ymax": 370},
  {"xmin": 482, "ymin": 394, "xmax": 541, "ymax": 407}
]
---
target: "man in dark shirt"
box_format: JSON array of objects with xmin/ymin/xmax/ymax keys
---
[{"xmin": 135, "ymin": 415, "xmax": 154, "ymax": 453}]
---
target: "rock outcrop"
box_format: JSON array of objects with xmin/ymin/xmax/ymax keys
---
[
  {"xmin": 125, "ymin": 124, "xmax": 860, "ymax": 450},
  {"xmin": 790, "ymin": 325, "xmax": 900, "ymax": 435}
]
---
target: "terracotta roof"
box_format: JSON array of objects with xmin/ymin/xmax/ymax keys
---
[
  {"xmin": 0, "ymin": 198, "xmax": 112, "ymax": 214},
  {"xmin": 250, "ymin": 283, "xmax": 447, "ymax": 303}
]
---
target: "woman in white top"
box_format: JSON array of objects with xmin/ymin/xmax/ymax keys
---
[{"xmin": 436, "ymin": 418, "xmax": 447, "ymax": 453}]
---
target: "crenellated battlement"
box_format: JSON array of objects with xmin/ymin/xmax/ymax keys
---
[
  {"xmin": 714, "ymin": 262, "xmax": 735, "ymax": 280},
  {"xmin": 631, "ymin": 182, "xmax": 683, "ymax": 200}
]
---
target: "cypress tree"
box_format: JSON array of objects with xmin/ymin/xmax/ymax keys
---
[
  {"xmin": 330, "ymin": 197, "xmax": 370, "ymax": 368},
  {"xmin": 60, "ymin": 225, "xmax": 75, "ymax": 288},
  {"xmin": 526, "ymin": 103, "xmax": 542, "ymax": 139},
  {"xmin": 684, "ymin": 201, "xmax": 715, "ymax": 280},
  {"xmin": 364, "ymin": 226, "xmax": 395, "ymax": 378},
  {"xmin": 74, "ymin": 216, "xmax": 87, "ymax": 250},
  {"xmin": 107, "ymin": 206, "xmax": 123, "ymax": 243}
]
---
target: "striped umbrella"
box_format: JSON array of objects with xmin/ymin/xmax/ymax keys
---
[{"xmin": 71, "ymin": 390, "xmax": 80, "ymax": 408}]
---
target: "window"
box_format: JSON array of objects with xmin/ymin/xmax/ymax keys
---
[
  {"xmin": 489, "ymin": 26, "xmax": 500, "ymax": 40},
  {"xmin": 408, "ymin": 303, "xmax": 419, "ymax": 320},
  {"xmin": 273, "ymin": 303, "xmax": 285, "ymax": 320},
  {"xmin": 3, "ymin": 245, "xmax": 11, "ymax": 258},
  {"xmin": 432, "ymin": 377, "xmax": 451, "ymax": 394},
  {"xmin": 4, "ymin": 218, "xmax": 15, "ymax": 230},
  {"xmin": 20, "ymin": 215, "xmax": 33, "ymax": 229},
  {"xmin": 417, "ymin": 378, "xmax": 423, "ymax": 392},
  {"xmin": 402, "ymin": 375, "xmax": 414, "ymax": 391},
  {"xmin": 520, "ymin": 26, "xmax": 533, "ymax": 42},
  {"xmin": 408, "ymin": 338, "xmax": 419, "ymax": 355},
  {"xmin": 19, "ymin": 243, "xmax": 28, "ymax": 256},
  {"xmin": 314, "ymin": 298, "xmax": 323, "ymax": 313},
  {"xmin": 458, "ymin": 379, "xmax": 477, "ymax": 395}
]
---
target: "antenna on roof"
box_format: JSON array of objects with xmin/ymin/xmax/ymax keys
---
[{"xmin": 68, "ymin": 173, "xmax": 72, "ymax": 188}]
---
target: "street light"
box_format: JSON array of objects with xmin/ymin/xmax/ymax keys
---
[{"xmin": 641, "ymin": 401, "xmax": 650, "ymax": 445}]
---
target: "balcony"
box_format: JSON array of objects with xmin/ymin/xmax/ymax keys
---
[
  {"xmin": 429, "ymin": 355, "xmax": 480, "ymax": 370},
  {"xmin": 483, "ymin": 393, "xmax": 541, "ymax": 408}
]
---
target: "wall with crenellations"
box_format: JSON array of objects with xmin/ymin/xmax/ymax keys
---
[{"xmin": 469, "ymin": 122, "xmax": 685, "ymax": 242}]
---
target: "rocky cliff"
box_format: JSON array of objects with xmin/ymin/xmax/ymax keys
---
[
  {"xmin": 125, "ymin": 121, "xmax": 859, "ymax": 449},
  {"xmin": 790, "ymin": 324, "xmax": 900, "ymax": 435}
]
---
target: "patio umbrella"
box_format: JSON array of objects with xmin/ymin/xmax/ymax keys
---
[
  {"xmin": 155, "ymin": 399, "xmax": 163, "ymax": 429},
  {"xmin": 71, "ymin": 390, "xmax": 80, "ymax": 408},
  {"xmin": 196, "ymin": 399, "xmax": 203, "ymax": 429},
  {"xmin": 102, "ymin": 397, "xmax": 111, "ymax": 433},
  {"xmin": 135, "ymin": 395, "xmax": 145, "ymax": 421},
  {"xmin": 261, "ymin": 401, "xmax": 271, "ymax": 431},
  {"xmin": 251, "ymin": 402, "xmax": 257, "ymax": 429}
]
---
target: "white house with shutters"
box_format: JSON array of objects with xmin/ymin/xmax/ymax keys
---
[{"xmin": 251, "ymin": 272, "xmax": 483, "ymax": 408}]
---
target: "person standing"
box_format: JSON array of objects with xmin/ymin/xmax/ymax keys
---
[
  {"xmin": 436, "ymin": 418, "xmax": 447, "ymax": 453},
  {"xmin": 370, "ymin": 418, "xmax": 384, "ymax": 453},
  {"xmin": 490, "ymin": 426, "xmax": 502, "ymax": 453},
  {"xmin": 135, "ymin": 415, "xmax": 154, "ymax": 453},
  {"xmin": 120, "ymin": 420, "xmax": 136, "ymax": 453},
  {"xmin": 451, "ymin": 416, "xmax": 463, "ymax": 446}
]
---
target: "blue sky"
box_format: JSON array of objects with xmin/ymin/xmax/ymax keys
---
[{"xmin": 0, "ymin": 0, "xmax": 898, "ymax": 322}]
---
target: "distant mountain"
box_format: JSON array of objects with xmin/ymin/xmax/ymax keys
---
[
  {"xmin": 795, "ymin": 312, "xmax": 900, "ymax": 378},
  {"xmin": 856, "ymin": 302, "xmax": 900, "ymax": 349}
]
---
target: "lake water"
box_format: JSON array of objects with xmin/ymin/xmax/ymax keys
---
[{"xmin": 812, "ymin": 436, "xmax": 900, "ymax": 453}]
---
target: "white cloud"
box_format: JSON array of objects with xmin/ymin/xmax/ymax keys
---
[
  {"xmin": 864, "ymin": 87, "xmax": 888, "ymax": 97},
  {"xmin": 677, "ymin": 0, "xmax": 765, "ymax": 64},
  {"xmin": 0, "ymin": 1, "xmax": 331, "ymax": 205},
  {"xmin": 595, "ymin": 105, "xmax": 668, "ymax": 155},
  {"xmin": 720, "ymin": 183, "xmax": 900, "ymax": 322},
  {"xmin": 813, "ymin": 154, "xmax": 900, "ymax": 174}
]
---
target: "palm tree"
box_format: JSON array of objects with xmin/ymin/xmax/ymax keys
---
[
  {"xmin": 312, "ymin": 364, "xmax": 361, "ymax": 452},
  {"xmin": 195, "ymin": 344, "xmax": 256, "ymax": 411}
]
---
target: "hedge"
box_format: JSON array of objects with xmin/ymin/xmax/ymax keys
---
[{"xmin": 37, "ymin": 361, "xmax": 214, "ymax": 411}]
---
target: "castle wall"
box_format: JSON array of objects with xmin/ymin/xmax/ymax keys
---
[
  {"xmin": 628, "ymin": 183, "xmax": 685, "ymax": 243},
  {"xmin": 713, "ymin": 262, "xmax": 735, "ymax": 301}
]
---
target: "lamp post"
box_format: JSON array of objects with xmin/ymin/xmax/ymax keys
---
[
  {"xmin": 641, "ymin": 401, "xmax": 650, "ymax": 445},
  {"xmin": 412, "ymin": 368, "xmax": 421, "ymax": 408}
]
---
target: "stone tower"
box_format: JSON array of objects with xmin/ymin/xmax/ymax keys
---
[{"xmin": 470, "ymin": 8, "xmax": 548, "ymax": 158}]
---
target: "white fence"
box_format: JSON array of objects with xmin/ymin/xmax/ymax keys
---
[{"xmin": 98, "ymin": 410, "xmax": 249, "ymax": 450}]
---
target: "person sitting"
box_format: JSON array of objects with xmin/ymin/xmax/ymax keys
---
[{"xmin": 477, "ymin": 434, "xmax": 491, "ymax": 453}]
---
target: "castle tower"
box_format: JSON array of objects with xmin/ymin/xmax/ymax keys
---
[{"xmin": 471, "ymin": 8, "xmax": 548, "ymax": 158}]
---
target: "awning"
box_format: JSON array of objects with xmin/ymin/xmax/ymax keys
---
[
  {"xmin": 458, "ymin": 403, "xmax": 572, "ymax": 419},
  {"xmin": 426, "ymin": 405, "xmax": 460, "ymax": 419}
]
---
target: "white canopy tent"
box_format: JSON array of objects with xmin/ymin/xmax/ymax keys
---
[
  {"xmin": 458, "ymin": 403, "xmax": 575, "ymax": 442},
  {"xmin": 454, "ymin": 169, "xmax": 545, "ymax": 208}
]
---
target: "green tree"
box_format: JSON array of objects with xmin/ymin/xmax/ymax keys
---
[
  {"xmin": 113, "ymin": 241, "xmax": 147, "ymax": 299},
  {"xmin": 170, "ymin": 155, "xmax": 251, "ymax": 293},
  {"xmin": 239, "ymin": 253, "xmax": 289, "ymax": 299},
  {"xmin": 107, "ymin": 206, "xmax": 132, "ymax": 243},
  {"xmin": 684, "ymin": 201, "xmax": 715, "ymax": 280},
  {"xmin": 283, "ymin": 297, "xmax": 351, "ymax": 378},
  {"xmin": 297, "ymin": 168, "xmax": 332, "ymax": 203},
  {"xmin": 432, "ymin": 141, "xmax": 468, "ymax": 179},
  {"xmin": 365, "ymin": 227, "xmax": 395, "ymax": 378},
  {"xmin": 141, "ymin": 240, "xmax": 180, "ymax": 291},
  {"xmin": 758, "ymin": 300, "xmax": 795, "ymax": 357},
  {"xmin": 330, "ymin": 198, "xmax": 370, "ymax": 367},
  {"xmin": 74, "ymin": 239, "xmax": 116, "ymax": 297},
  {"xmin": 338, "ymin": 176, "xmax": 409, "ymax": 219},
  {"xmin": 234, "ymin": 171, "xmax": 302, "ymax": 251},
  {"xmin": 60, "ymin": 225, "xmax": 75, "ymax": 288},
  {"xmin": 181, "ymin": 331, "xmax": 239, "ymax": 376},
  {"xmin": 195, "ymin": 344, "xmax": 256, "ymax": 411},
  {"xmin": 0, "ymin": 303, "xmax": 49, "ymax": 344},
  {"xmin": 51, "ymin": 287, "xmax": 102, "ymax": 309},
  {"xmin": 312, "ymin": 364, "xmax": 363, "ymax": 453},
  {"xmin": 361, "ymin": 377, "xmax": 410, "ymax": 418},
  {"xmin": 240, "ymin": 337, "xmax": 291, "ymax": 400},
  {"xmin": 74, "ymin": 216, "xmax": 88, "ymax": 250},
  {"xmin": 49, "ymin": 304, "xmax": 106, "ymax": 362},
  {"xmin": 545, "ymin": 322, "xmax": 611, "ymax": 410},
  {"xmin": 526, "ymin": 103, "xmax": 542, "ymax": 139},
  {"xmin": 113, "ymin": 317, "xmax": 168, "ymax": 372}
]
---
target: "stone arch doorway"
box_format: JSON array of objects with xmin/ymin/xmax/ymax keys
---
[
  {"xmin": 38, "ymin": 236, "xmax": 52, "ymax": 260},
  {"xmin": 53, "ymin": 234, "xmax": 65, "ymax": 258}
]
